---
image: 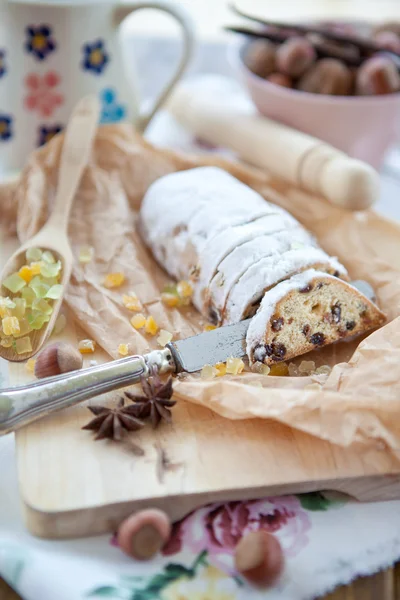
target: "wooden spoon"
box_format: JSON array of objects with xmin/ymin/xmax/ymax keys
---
[{"xmin": 0, "ymin": 95, "xmax": 100, "ymax": 362}]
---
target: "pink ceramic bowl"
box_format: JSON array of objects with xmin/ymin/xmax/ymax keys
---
[{"xmin": 230, "ymin": 40, "xmax": 400, "ymax": 169}]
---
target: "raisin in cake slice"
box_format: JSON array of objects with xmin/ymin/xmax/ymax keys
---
[
  {"xmin": 221, "ymin": 248, "xmax": 348, "ymax": 325},
  {"xmin": 202, "ymin": 229, "xmax": 317, "ymax": 321},
  {"xmin": 246, "ymin": 269, "xmax": 386, "ymax": 366}
]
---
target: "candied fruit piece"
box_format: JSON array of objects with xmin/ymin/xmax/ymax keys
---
[
  {"xmin": 41, "ymin": 250, "xmax": 56, "ymax": 264},
  {"xmin": 0, "ymin": 337, "xmax": 13, "ymax": 348},
  {"xmin": 157, "ymin": 329, "xmax": 173, "ymax": 347},
  {"xmin": 118, "ymin": 343, "xmax": 130, "ymax": 356},
  {"xmin": 26, "ymin": 358, "xmax": 36, "ymax": 373},
  {"xmin": 18, "ymin": 265, "xmax": 33, "ymax": 283},
  {"xmin": 27, "ymin": 311, "xmax": 49, "ymax": 330},
  {"xmin": 26, "ymin": 248, "xmax": 42, "ymax": 263},
  {"xmin": 29, "ymin": 276, "xmax": 50, "ymax": 298},
  {"xmin": 130, "ymin": 313, "xmax": 146, "ymax": 330},
  {"xmin": 0, "ymin": 297, "xmax": 16, "ymax": 318},
  {"xmin": 40, "ymin": 260, "xmax": 61, "ymax": 278},
  {"xmin": 298, "ymin": 360, "xmax": 316, "ymax": 375},
  {"xmin": 145, "ymin": 315, "xmax": 159, "ymax": 336},
  {"xmin": 11, "ymin": 298, "xmax": 26, "ymax": 320},
  {"xmin": 14, "ymin": 318, "xmax": 32, "ymax": 338},
  {"xmin": 3, "ymin": 273, "xmax": 26, "ymax": 293},
  {"xmin": 21, "ymin": 287, "xmax": 35, "ymax": 307},
  {"xmin": 177, "ymin": 280, "xmax": 193, "ymax": 298},
  {"xmin": 122, "ymin": 292, "xmax": 142, "ymax": 312},
  {"xmin": 32, "ymin": 298, "xmax": 53, "ymax": 315},
  {"xmin": 78, "ymin": 246, "xmax": 94, "ymax": 264},
  {"xmin": 53, "ymin": 313, "xmax": 67, "ymax": 335},
  {"xmin": 269, "ymin": 362, "xmax": 289, "ymax": 376},
  {"xmin": 261, "ymin": 364, "xmax": 270, "ymax": 376},
  {"xmin": 45, "ymin": 284, "xmax": 63, "ymax": 300},
  {"xmin": 78, "ymin": 339, "xmax": 96, "ymax": 354},
  {"xmin": 30, "ymin": 262, "xmax": 43, "ymax": 276},
  {"xmin": 15, "ymin": 336, "xmax": 32, "ymax": 354},
  {"xmin": 161, "ymin": 292, "xmax": 180, "ymax": 308},
  {"xmin": 2, "ymin": 316, "xmax": 20, "ymax": 336},
  {"xmin": 204, "ymin": 324, "xmax": 217, "ymax": 331},
  {"xmin": 288, "ymin": 363, "xmax": 299, "ymax": 377},
  {"xmin": 201, "ymin": 364, "xmax": 217, "ymax": 380},
  {"xmin": 315, "ymin": 365, "xmax": 332, "ymax": 376},
  {"xmin": 226, "ymin": 357, "xmax": 245, "ymax": 375},
  {"xmin": 103, "ymin": 272, "xmax": 125, "ymax": 289},
  {"xmin": 214, "ymin": 362, "xmax": 227, "ymax": 377}
]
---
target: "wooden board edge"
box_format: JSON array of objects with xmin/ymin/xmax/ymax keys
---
[{"xmin": 21, "ymin": 473, "xmax": 400, "ymax": 539}]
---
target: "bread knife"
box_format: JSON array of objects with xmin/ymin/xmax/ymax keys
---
[{"xmin": 0, "ymin": 280, "xmax": 375, "ymax": 434}]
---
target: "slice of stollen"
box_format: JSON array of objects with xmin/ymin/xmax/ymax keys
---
[
  {"xmin": 246, "ymin": 269, "xmax": 386, "ymax": 366},
  {"xmin": 223, "ymin": 249, "xmax": 348, "ymax": 325}
]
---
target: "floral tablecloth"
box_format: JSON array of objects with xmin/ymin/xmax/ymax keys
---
[{"xmin": 2, "ymin": 76, "xmax": 400, "ymax": 600}]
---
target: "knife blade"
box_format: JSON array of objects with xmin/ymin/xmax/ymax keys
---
[{"xmin": 0, "ymin": 279, "xmax": 375, "ymax": 434}]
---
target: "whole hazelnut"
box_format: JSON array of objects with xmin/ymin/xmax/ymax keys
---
[
  {"xmin": 276, "ymin": 36, "xmax": 316, "ymax": 78},
  {"xmin": 117, "ymin": 509, "xmax": 171, "ymax": 560},
  {"xmin": 297, "ymin": 58, "xmax": 353, "ymax": 95},
  {"xmin": 374, "ymin": 31, "xmax": 400, "ymax": 54},
  {"xmin": 235, "ymin": 531, "xmax": 284, "ymax": 587},
  {"xmin": 356, "ymin": 56, "xmax": 400, "ymax": 95},
  {"xmin": 34, "ymin": 342, "xmax": 83, "ymax": 379},
  {"xmin": 244, "ymin": 39, "xmax": 276, "ymax": 79},
  {"xmin": 266, "ymin": 72, "xmax": 293, "ymax": 88}
]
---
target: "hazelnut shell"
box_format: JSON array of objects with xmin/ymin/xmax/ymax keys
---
[{"xmin": 235, "ymin": 531, "xmax": 284, "ymax": 587}]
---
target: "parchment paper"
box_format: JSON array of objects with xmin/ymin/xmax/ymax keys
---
[{"xmin": 2, "ymin": 124, "xmax": 400, "ymax": 454}]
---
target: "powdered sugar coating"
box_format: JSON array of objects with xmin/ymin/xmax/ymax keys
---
[
  {"xmin": 224, "ymin": 249, "xmax": 347, "ymax": 325},
  {"xmin": 192, "ymin": 213, "xmax": 302, "ymax": 310},
  {"xmin": 206, "ymin": 228, "xmax": 317, "ymax": 318}
]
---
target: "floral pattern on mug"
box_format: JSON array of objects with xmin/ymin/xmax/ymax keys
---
[
  {"xmin": 82, "ymin": 40, "xmax": 109, "ymax": 75},
  {"xmin": 99, "ymin": 88, "xmax": 126, "ymax": 123},
  {"xmin": 0, "ymin": 115, "xmax": 13, "ymax": 141},
  {"xmin": 24, "ymin": 72, "xmax": 63, "ymax": 118},
  {"xmin": 0, "ymin": 50, "xmax": 7, "ymax": 78},
  {"xmin": 25, "ymin": 25, "xmax": 57, "ymax": 61},
  {"xmin": 162, "ymin": 496, "xmax": 311, "ymax": 572},
  {"xmin": 37, "ymin": 124, "xmax": 63, "ymax": 147}
]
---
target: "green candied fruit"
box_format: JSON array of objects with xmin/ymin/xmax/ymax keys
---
[
  {"xmin": 21, "ymin": 287, "xmax": 36, "ymax": 307},
  {"xmin": 40, "ymin": 260, "xmax": 62, "ymax": 278},
  {"xmin": 15, "ymin": 336, "xmax": 32, "ymax": 354},
  {"xmin": 3, "ymin": 273, "xmax": 26, "ymax": 293},
  {"xmin": 32, "ymin": 298, "xmax": 53, "ymax": 315},
  {"xmin": 41, "ymin": 250, "xmax": 56, "ymax": 264},
  {"xmin": 162, "ymin": 283, "xmax": 179, "ymax": 297},
  {"xmin": 26, "ymin": 247, "xmax": 43, "ymax": 263},
  {"xmin": 45, "ymin": 284, "xmax": 63, "ymax": 300},
  {"xmin": 11, "ymin": 298, "xmax": 26, "ymax": 320},
  {"xmin": 29, "ymin": 276, "xmax": 50, "ymax": 299},
  {"xmin": 27, "ymin": 311, "xmax": 48, "ymax": 330},
  {"xmin": 42, "ymin": 277, "xmax": 58, "ymax": 287},
  {"xmin": 13, "ymin": 318, "xmax": 32, "ymax": 338}
]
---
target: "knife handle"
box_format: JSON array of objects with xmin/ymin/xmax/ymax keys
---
[{"xmin": 0, "ymin": 348, "xmax": 175, "ymax": 435}]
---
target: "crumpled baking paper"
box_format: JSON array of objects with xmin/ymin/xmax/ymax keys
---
[{"xmin": 2, "ymin": 123, "xmax": 400, "ymax": 453}]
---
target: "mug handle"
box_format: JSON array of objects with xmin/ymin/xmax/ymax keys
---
[{"xmin": 113, "ymin": 1, "xmax": 195, "ymax": 132}]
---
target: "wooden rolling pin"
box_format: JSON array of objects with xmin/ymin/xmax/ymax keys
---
[{"xmin": 166, "ymin": 80, "xmax": 379, "ymax": 210}]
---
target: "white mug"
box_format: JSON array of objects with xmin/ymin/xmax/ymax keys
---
[{"xmin": 0, "ymin": 0, "xmax": 195, "ymax": 173}]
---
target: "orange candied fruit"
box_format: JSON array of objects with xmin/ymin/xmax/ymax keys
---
[
  {"xmin": 118, "ymin": 343, "xmax": 129, "ymax": 356},
  {"xmin": 122, "ymin": 292, "xmax": 142, "ymax": 312},
  {"xmin": 26, "ymin": 358, "xmax": 36, "ymax": 373},
  {"xmin": 130, "ymin": 313, "xmax": 146, "ymax": 330},
  {"xmin": 177, "ymin": 280, "xmax": 193, "ymax": 299},
  {"xmin": 214, "ymin": 362, "xmax": 226, "ymax": 377},
  {"xmin": 144, "ymin": 315, "xmax": 159, "ymax": 336},
  {"xmin": 269, "ymin": 362, "xmax": 289, "ymax": 377},
  {"xmin": 103, "ymin": 272, "xmax": 125, "ymax": 289},
  {"xmin": 18, "ymin": 265, "xmax": 33, "ymax": 283},
  {"xmin": 78, "ymin": 339, "xmax": 96, "ymax": 354},
  {"xmin": 204, "ymin": 324, "xmax": 217, "ymax": 331},
  {"xmin": 161, "ymin": 292, "xmax": 180, "ymax": 308}
]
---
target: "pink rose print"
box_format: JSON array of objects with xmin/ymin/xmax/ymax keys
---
[
  {"xmin": 162, "ymin": 496, "xmax": 311, "ymax": 571},
  {"xmin": 24, "ymin": 71, "xmax": 63, "ymax": 117}
]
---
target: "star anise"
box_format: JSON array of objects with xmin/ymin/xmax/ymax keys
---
[
  {"xmin": 124, "ymin": 370, "xmax": 176, "ymax": 429},
  {"xmin": 82, "ymin": 397, "xmax": 145, "ymax": 441}
]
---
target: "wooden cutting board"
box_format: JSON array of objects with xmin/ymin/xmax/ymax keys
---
[{"xmin": 10, "ymin": 314, "xmax": 400, "ymax": 540}]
